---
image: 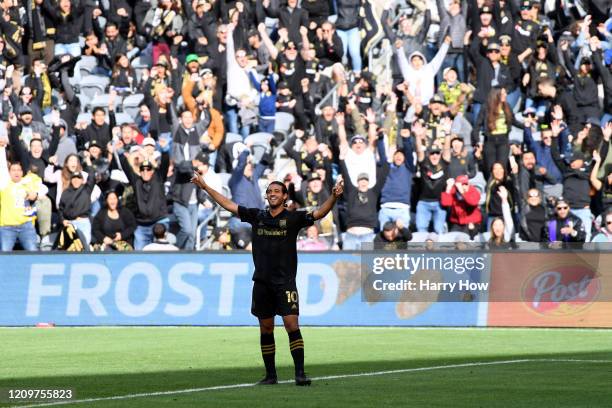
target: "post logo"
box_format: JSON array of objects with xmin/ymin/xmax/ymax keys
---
[{"xmin": 521, "ymin": 264, "xmax": 600, "ymax": 316}]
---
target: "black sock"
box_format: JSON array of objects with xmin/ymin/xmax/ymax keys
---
[
  {"xmin": 288, "ymin": 329, "xmax": 305, "ymax": 375},
  {"xmin": 260, "ymin": 333, "xmax": 276, "ymax": 377}
]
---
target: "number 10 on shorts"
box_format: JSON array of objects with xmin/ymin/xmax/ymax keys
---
[{"xmin": 286, "ymin": 291, "xmax": 298, "ymax": 303}]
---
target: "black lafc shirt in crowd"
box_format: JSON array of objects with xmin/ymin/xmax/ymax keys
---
[{"xmin": 239, "ymin": 206, "xmax": 315, "ymax": 285}]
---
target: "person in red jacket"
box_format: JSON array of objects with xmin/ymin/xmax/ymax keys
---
[{"xmin": 440, "ymin": 174, "xmax": 482, "ymax": 239}]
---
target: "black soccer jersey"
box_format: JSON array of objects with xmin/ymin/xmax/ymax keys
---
[{"xmin": 239, "ymin": 206, "xmax": 315, "ymax": 284}]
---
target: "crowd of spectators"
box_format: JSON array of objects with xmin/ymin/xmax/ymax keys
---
[{"xmin": 0, "ymin": 0, "xmax": 611, "ymax": 252}]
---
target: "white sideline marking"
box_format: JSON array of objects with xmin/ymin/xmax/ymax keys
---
[
  {"xmin": 3, "ymin": 326, "xmax": 612, "ymax": 332},
  {"xmin": 11, "ymin": 359, "xmax": 611, "ymax": 408}
]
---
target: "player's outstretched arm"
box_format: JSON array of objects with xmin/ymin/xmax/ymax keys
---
[
  {"xmin": 312, "ymin": 178, "xmax": 344, "ymax": 220},
  {"xmin": 191, "ymin": 173, "xmax": 239, "ymax": 215}
]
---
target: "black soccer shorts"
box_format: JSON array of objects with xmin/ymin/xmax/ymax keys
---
[{"xmin": 251, "ymin": 281, "xmax": 300, "ymax": 319}]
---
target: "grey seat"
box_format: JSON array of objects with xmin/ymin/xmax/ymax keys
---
[
  {"xmin": 88, "ymin": 93, "xmax": 123, "ymax": 113},
  {"xmin": 76, "ymin": 112, "xmax": 92, "ymax": 126},
  {"xmin": 474, "ymin": 232, "xmax": 491, "ymax": 243},
  {"xmin": 217, "ymin": 173, "xmax": 234, "ymax": 221},
  {"xmin": 122, "ymin": 93, "xmax": 144, "ymax": 119},
  {"xmin": 80, "ymin": 75, "xmax": 110, "ymax": 100},
  {"xmin": 409, "ymin": 232, "xmax": 434, "ymax": 242},
  {"xmin": 244, "ymin": 132, "xmax": 273, "ymax": 147},
  {"xmin": 245, "ymin": 132, "xmax": 272, "ymax": 163},
  {"xmin": 224, "ymin": 132, "xmax": 243, "ymax": 144},
  {"xmin": 274, "ymin": 112, "xmax": 294, "ymax": 135},
  {"xmin": 251, "ymin": 143, "xmax": 269, "ymax": 163},
  {"xmin": 76, "ymin": 94, "xmax": 91, "ymax": 111},
  {"xmin": 78, "ymin": 56, "xmax": 98, "ymax": 78},
  {"xmin": 131, "ymin": 56, "xmax": 150, "ymax": 83},
  {"xmin": 438, "ymin": 232, "xmax": 471, "ymax": 243},
  {"xmin": 218, "ymin": 172, "xmax": 233, "ymax": 189},
  {"xmin": 114, "ymin": 112, "xmax": 135, "ymax": 125}
]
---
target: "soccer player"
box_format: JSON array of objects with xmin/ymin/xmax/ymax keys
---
[{"xmin": 191, "ymin": 172, "xmax": 344, "ymax": 386}]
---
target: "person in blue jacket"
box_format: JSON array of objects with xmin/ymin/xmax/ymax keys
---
[{"xmin": 249, "ymin": 71, "xmax": 277, "ymax": 133}]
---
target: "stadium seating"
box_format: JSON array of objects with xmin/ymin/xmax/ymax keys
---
[
  {"xmin": 121, "ymin": 93, "xmax": 144, "ymax": 120},
  {"xmin": 79, "ymin": 75, "xmax": 110, "ymax": 100}
]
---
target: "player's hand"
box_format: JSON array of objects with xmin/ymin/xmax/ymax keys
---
[{"xmin": 332, "ymin": 178, "xmax": 344, "ymax": 198}]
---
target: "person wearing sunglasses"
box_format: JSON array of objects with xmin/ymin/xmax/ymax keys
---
[
  {"xmin": 512, "ymin": 0, "xmax": 540, "ymax": 56},
  {"xmin": 415, "ymin": 120, "xmax": 450, "ymax": 234},
  {"xmin": 518, "ymin": 188, "xmax": 547, "ymax": 242},
  {"xmin": 550, "ymin": 127, "xmax": 594, "ymax": 241},
  {"xmin": 467, "ymin": 34, "xmax": 512, "ymax": 127},
  {"xmin": 544, "ymin": 197, "xmax": 586, "ymax": 243},
  {"xmin": 497, "ymin": 34, "xmax": 523, "ymax": 109},
  {"xmin": 314, "ymin": 21, "xmax": 343, "ymax": 69},
  {"xmin": 117, "ymin": 139, "xmax": 171, "ymax": 250}
]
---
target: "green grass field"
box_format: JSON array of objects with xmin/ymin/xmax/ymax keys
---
[{"xmin": 2, "ymin": 327, "xmax": 612, "ymax": 407}]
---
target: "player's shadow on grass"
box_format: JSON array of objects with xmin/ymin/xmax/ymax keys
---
[{"xmin": 0, "ymin": 349, "xmax": 609, "ymax": 404}]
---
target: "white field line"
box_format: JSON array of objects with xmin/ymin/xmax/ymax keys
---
[
  {"xmin": 3, "ymin": 326, "xmax": 612, "ymax": 332},
  {"xmin": 9, "ymin": 359, "xmax": 611, "ymax": 408}
]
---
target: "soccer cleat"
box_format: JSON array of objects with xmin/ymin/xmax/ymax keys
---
[
  {"xmin": 256, "ymin": 375, "xmax": 278, "ymax": 385},
  {"xmin": 295, "ymin": 373, "xmax": 312, "ymax": 386}
]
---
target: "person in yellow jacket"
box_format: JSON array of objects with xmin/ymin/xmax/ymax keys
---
[{"xmin": 0, "ymin": 143, "xmax": 41, "ymax": 251}]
